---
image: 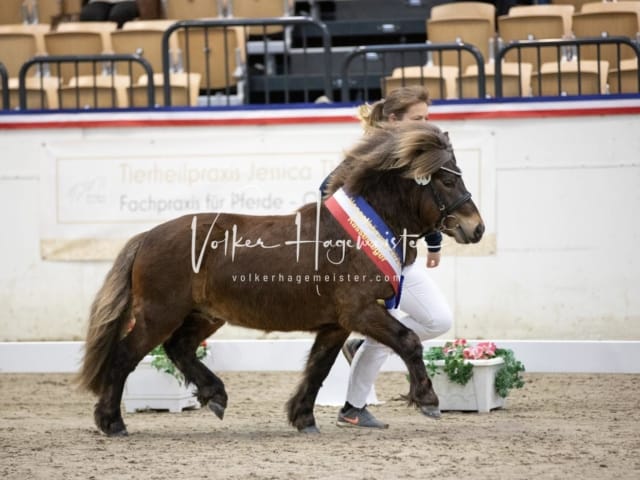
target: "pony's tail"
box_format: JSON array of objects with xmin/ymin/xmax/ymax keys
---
[{"xmin": 76, "ymin": 232, "xmax": 146, "ymax": 396}]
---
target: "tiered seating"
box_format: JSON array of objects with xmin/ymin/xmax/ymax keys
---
[
  {"xmin": 2, "ymin": 1, "xmax": 639, "ymax": 108},
  {"xmin": 228, "ymin": 0, "xmax": 293, "ymax": 35},
  {"xmin": 426, "ymin": 2, "xmax": 496, "ymax": 72},
  {"xmin": 430, "ymin": 2, "xmax": 496, "ymax": 31},
  {"xmin": 498, "ymin": 6, "xmax": 572, "ymax": 72},
  {"xmin": 0, "ymin": 24, "xmax": 49, "ymax": 78},
  {"xmin": 111, "ymin": 20, "xmax": 179, "ymax": 78},
  {"xmin": 44, "ymin": 22, "xmax": 116, "ymax": 83},
  {"xmin": 177, "ymin": 26, "xmax": 245, "ymax": 93},
  {"xmin": 572, "ymin": 1, "xmax": 640, "ymax": 94},
  {"xmin": 462, "ymin": 61, "xmax": 533, "ymax": 98},
  {"xmin": 608, "ymin": 58, "xmax": 640, "ymax": 94},
  {"xmin": 0, "ymin": 0, "xmax": 26, "ymax": 25},
  {"xmin": 581, "ymin": 0, "xmax": 640, "ymax": 14},
  {"xmin": 54, "ymin": 21, "xmax": 116, "ymax": 52},
  {"xmin": 508, "ymin": 4, "xmax": 575, "ymax": 36},
  {"xmin": 532, "ymin": 59, "xmax": 609, "ymax": 96},
  {"xmin": 58, "ymin": 74, "xmax": 131, "ymax": 109},
  {"xmin": 549, "ymin": 0, "xmax": 593, "ymax": 11},
  {"xmin": 2, "ymin": 76, "xmax": 60, "ymax": 110},
  {"xmin": 163, "ymin": 0, "xmax": 219, "ymax": 20},
  {"xmin": 495, "ymin": 4, "xmax": 576, "ymax": 94},
  {"xmin": 0, "ymin": 24, "xmax": 53, "ymax": 109},
  {"xmin": 382, "ymin": 65, "xmax": 459, "ymax": 100},
  {"xmin": 129, "ymin": 72, "xmax": 202, "ymax": 107},
  {"xmin": 379, "ymin": 2, "xmax": 497, "ymax": 99}
]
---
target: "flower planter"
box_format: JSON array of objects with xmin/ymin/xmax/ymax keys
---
[
  {"xmin": 123, "ymin": 356, "xmax": 201, "ymax": 413},
  {"xmin": 430, "ymin": 357, "xmax": 506, "ymax": 413}
]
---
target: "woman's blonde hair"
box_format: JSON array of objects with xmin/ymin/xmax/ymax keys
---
[{"xmin": 357, "ymin": 85, "xmax": 430, "ymax": 132}]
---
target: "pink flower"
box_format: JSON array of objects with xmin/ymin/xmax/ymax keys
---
[
  {"xmin": 477, "ymin": 342, "xmax": 497, "ymax": 358},
  {"xmin": 462, "ymin": 347, "xmax": 475, "ymax": 359}
]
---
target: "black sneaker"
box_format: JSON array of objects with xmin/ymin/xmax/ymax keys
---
[
  {"xmin": 341, "ymin": 338, "xmax": 364, "ymax": 365},
  {"xmin": 336, "ymin": 406, "xmax": 389, "ymax": 429}
]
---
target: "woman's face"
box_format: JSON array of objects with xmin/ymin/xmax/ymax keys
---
[{"xmin": 390, "ymin": 102, "xmax": 429, "ymax": 123}]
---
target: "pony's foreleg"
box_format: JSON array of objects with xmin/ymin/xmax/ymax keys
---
[
  {"xmin": 286, "ymin": 325, "xmax": 350, "ymax": 433},
  {"xmin": 349, "ymin": 304, "xmax": 440, "ymax": 418},
  {"xmin": 163, "ymin": 313, "xmax": 228, "ymax": 419}
]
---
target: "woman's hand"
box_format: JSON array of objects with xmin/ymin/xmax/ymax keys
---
[{"xmin": 426, "ymin": 251, "xmax": 440, "ymax": 268}]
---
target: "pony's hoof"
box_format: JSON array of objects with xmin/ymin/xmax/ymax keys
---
[
  {"xmin": 420, "ymin": 405, "xmax": 442, "ymax": 419},
  {"xmin": 96, "ymin": 416, "xmax": 128, "ymax": 437},
  {"xmin": 299, "ymin": 424, "xmax": 320, "ymax": 434},
  {"xmin": 208, "ymin": 400, "xmax": 225, "ymax": 420}
]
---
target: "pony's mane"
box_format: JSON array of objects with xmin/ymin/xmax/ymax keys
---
[{"xmin": 325, "ymin": 122, "xmax": 453, "ymax": 197}]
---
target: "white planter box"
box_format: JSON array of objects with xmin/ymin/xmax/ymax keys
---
[
  {"xmin": 430, "ymin": 357, "xmax": 506, "ymax": 413},
  {"xmin": 123, "ymin": 356, "xmax": 201, "ymax": 413}
]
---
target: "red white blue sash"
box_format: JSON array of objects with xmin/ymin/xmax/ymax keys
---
[{"xmin": 325, "ymin": 187, "xmax": 404, "ymax": 308}]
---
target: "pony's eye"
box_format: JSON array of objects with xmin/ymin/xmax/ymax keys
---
[{"xmin": 442, "ymin": 177, "xmax": 456, "ymax": 187}]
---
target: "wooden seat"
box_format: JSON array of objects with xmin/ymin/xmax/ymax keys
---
[
  {"xmin": 227, "ymin": 0, "xmax": 293, "ymax": 35},
  {"xmin": 382, "ymin": 65, "xmax": 459, "ymax": 100},
  {"xmin": 55, "ymin": 21, "xmax": 117, "ymax": 52},
  {"xmin": 580, "ymin": 1, "xmax": 640, "ymax": 14},
  {"xmin": 430, "ymin": 2, "xmax": 496, "ymax": 32},
  {"xmin": 58, "ymin": 74, "xmax": 130, "ymax": 109},
  {"xmin": 44, "ymin": 30, "xmax": 107, "ymax": 83},
  {"xmin": 427, "ymin": 18, "xmax": 494, "ymax": 71},
  {"xmin": 38, "ymin": 0, "xmax": 69, "ymax": 25},
  {"xmin": 2, "ymin": 76, "xmax": 60, "ymax": 110},
  {"xmin": 0, "ymin": 24, "xmax": 49, "ymax": 78},
  {"xmin": 608, "ymin": 58, "xmax": 640, "ymax": 94},
  {"xmin": 128, "ymin": 72, "xmax": 202, "ymax": 107},
  {"xmin": 508, "ymin": 5, "xmax": 575, "ymax": 36},
  {"xmin": 0, "ymin": 0, "xmax": 23, "ymax": 25},
  {"xmin": 0, "ymin": 1, "xmax": 80, "ymax": 26},
  {"xmin": 177, "ymin": 25, "xmax": 244, "ymax": 92},
  {"xmin": 111, "ymin": 20, "xmax": 179, "ymax": 78},
  {"xmin": 462, "ymin": 62, "xmax": 533, "ymax": 98},
  {"xmin": 163, "ymin": 0, "xmax": 218, "ymax": 20},
  {"xmin": 572, "ymin": 10, "xmax": 640, "ymax": 69},
  {"xmin": 531, "ymin": 60, "xmax": 609, "ymax": 96},
  {"xmin": 497, "ymin": 15, "xmax": 566, "ymax": 71},
  {"xmin": 549, "ymin": 0, "xmax": 594, "ymax": 12}
]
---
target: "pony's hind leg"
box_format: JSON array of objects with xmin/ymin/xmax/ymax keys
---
[
  {"xmin": 93, "ymin": 329, "xmax": 157, "ymax": 436},
  {"xmin": 286, "ymin": 325, "xmax": 350, "ymax": 433},
  {"xmin": 162, "ymin": 312, "xmax": 228, "ymax": 419},
  {"xmin": 93, "ymin": 304, "xmax": 190, "ymax": 436}
]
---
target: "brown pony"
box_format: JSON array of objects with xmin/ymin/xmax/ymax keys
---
[{"xmin": 77, "ymin": 122, "xmax": 484, "ymax": 436}]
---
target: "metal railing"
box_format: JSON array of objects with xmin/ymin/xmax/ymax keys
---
[
  {"xmin": 161, "ymin": 16, "xmax": 333, "ymax": 106},
  {"xmin": 0, "ymin": 62, "xmax": 8, "ymax": 110},
  {"xmin": 340, "ymin": 42, "xmax": 486, "ymax": 102},
  {"xmin": 4, "ymin": 35, "xmax": 639, "ymax": 110},
  {"xmin": 495, "ymin": 36, "xmax": 640, "ymax": 97},
  {"xmin": 17, "ymin": 54, "xmax": 155, "ymax": 110}
]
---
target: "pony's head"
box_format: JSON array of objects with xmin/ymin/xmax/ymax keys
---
[{"xmin": 329, "ymin": 122, "xmax": 484, "ymax": 244}]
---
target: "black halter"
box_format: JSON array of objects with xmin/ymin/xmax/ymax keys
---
[{"xmin": 415, "ymin": 166, "xmax": 472, "ymax": 231}]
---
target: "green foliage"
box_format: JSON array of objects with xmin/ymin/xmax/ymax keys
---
[
  {"xmin": 149, "ymin": 343, "xmax": 209, "ymax": 386},
  {"xmin": 493, "ymin": 348, "xmax": 526, "ymax": 397},
  {"xmin": 423, "ymin": 341, "xmax": 526, "ymax": 398}
]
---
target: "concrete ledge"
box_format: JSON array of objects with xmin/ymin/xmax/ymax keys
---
[{"xmin": 1, "ymin": 339, "xmax": 639, "ymax": 374}]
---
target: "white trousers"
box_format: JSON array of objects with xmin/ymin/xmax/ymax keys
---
[{"xmin": 345, "ymin": 261, "xmax": 453, "ymax": 408}]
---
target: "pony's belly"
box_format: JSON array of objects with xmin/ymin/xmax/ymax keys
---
[{"xmin": 202, "ymin": 285, "xmax": 334, "ymax": 333}]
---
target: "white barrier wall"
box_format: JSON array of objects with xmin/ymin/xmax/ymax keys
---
[{"xmin": 1, "ymin": 99, "xmax": 639, "ymax": 342}]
